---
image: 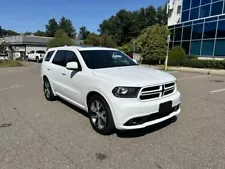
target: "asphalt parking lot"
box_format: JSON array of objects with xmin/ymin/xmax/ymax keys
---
[{"xmin": 1, "ymin": 62, "xmax": 225, "ymax": 169}]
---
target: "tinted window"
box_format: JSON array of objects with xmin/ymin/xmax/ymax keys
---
[
  {"xmin": 182, "ymin": 41, "xmax": 190, "ymax": 54},
  {"xmin": 190, "ymin": 7, "xmax": 199, "ymax": 20},
  {"xmin": 191, "ymin": 0, "xmax": 200, "ymax": 8},
  {"xmin": 65, "ymin": 51, "xmax": 81, "ymax": 69},
  {"xmin": 217, "ymin": 20, "xmax": 225, "ymax": 38},
  {"xmin": 200, "ymin": 5, "xmax": 210, "ymax": 18},
  {"xmin": 201, "ymin": 40, "xmax": 214, "ymax": 56},
  {"xmin": 183, "ymin": 0, "xmax": 191, "ymax": 10},
  {"xmin": 182, "ymin": 26, "xmax": 192, "ymax": 40},
  {"xmin": 177, "ymin": 6, "xmax": 181, "ymax": 14},
  {"xmin": 181, "ymin": 10, "xmax": 190, "ymax": 22},
  {"xmin": 45, "ymin": 51, "xmax": 55, "ymax": 61},
  {"xmin": 192, "ymin": 24, "xmax": 203, "ymax": 39},
  {"xmin": 201, "ymin": 0, "xmax": 211, "ymax": 5},
  {"xmin": 203, "ymin": 22, "xmax": 217, "ymax": 39},
  {"xmin": 80, "ymin": 50, "xmax": 137, "ymax": 69},
  {"xmin": 190, "ymin": 41, "xmax": 201, "ymax": 55},
  {"xmin": 29, "ymin": 51, "xmax": 34, "ymax": 54},
  {"xmin": 211, "ymin": 1, "xmax": 223, "ymax": 16},
  {"xmin": 52, "ymin": 50, "xmax": 66, "ymax": 67},
  {"xmin": 174, "ymin": 27, "xmax": 182, "ymax": 41},
  {"xmin": 36, "ymin": 50, "xmax": 46, "ymax": 54},
  {"xmin": 215, "ymin": 39, "xmax": 225, "ymax": 56}
]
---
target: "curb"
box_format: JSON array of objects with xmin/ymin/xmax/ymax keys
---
[{"xmin": 141, "ymin": 64, "xmax": 225, "ymax": 76}]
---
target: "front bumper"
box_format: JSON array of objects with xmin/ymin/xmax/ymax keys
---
[{"xmin": 110, "ymin": 91, "xmax": 181, "ymax": 130}]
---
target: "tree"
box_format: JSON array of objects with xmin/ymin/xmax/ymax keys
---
[
  {"xmin": 46, "ymin": 18, "xmax": 59, "ymax": 37},
  {"xmin": 59, "ymin": 17, "xmax": 75, "ymax": 38},
  {"xmin": 84, "ymin": 33, "xmax": 102, "ymax": 46},
  {"xmin": 156, "ymin": 5, "xmax": 168, "ymax": 25},
  {"xmin": 47, "ymin": 29, "xmax": 74, "ymax": 48},
  {"xmin": 79, "ymin": 26, "xmax": 90, "ymax": 40},
  {"xmin": 34, "ymin": 30, "xmax": 46, "ymax": 36},
  {"xmin": 0, "ymin": 26, "xmax": 3, "ymax": 37},
  {"xmin": 0, "ymin": 41, "xmax": 8, "ymax": 54},
  {"xmin": 138, "ymin": 25, "xmax": 169, "ymax": 63}
]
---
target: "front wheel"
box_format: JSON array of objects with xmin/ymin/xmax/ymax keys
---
[{"xmin": 88, "ymin": 95, "xmax": 115, "ymax": 135}]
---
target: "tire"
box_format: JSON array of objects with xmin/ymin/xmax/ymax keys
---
[
  {"xmin": 88, "ymin": 95, "xmax": 115, "ymax": 135},
  {"xmin": 43, "ymin": 78, "xmax": 56, "ymax": 101},
  {"xmin": 36, "ymin": 57, "xmax": 40, "ymax": 63}
]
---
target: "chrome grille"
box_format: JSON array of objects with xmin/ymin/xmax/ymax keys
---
[{"xmin": 139, "ymin": 82, "xmax": 176, "ymax": 100}]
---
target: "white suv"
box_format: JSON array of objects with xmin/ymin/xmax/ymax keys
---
[
  {"xmin": 41, "ymin": 46, "xmax": 181, "ymax": 135},
  {"xmin": 27, "ymin": 50, "xmax": 46, "ymax": 62}
]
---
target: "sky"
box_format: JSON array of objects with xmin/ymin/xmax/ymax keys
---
[{"xmin": 0, "ymin": 0, "xmax": 166, "ymax": 33}]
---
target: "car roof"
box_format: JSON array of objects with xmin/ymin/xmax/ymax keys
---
[{"xmin": 47, "ymin": 45, "xmax": 118, "ymax": 52}]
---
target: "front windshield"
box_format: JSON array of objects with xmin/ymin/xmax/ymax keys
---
[{"xmin": 79, "ymin": 50, "xmax": 137, "ymax": 69}]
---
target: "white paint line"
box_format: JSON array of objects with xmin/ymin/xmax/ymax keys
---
[
  {"xmin": 210, "ymin": 88, "xmax": 225, "ymax": 94},
  {"xmin": 0, "ymin": 85, "xmax": 25, "ymax": 92},
  {"xmin": 178, "ymin": 75, "xmax": 211, "ymax": 80}
]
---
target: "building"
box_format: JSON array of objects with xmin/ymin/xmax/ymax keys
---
[
  {"xmin": 0, "ymin": 35, "xmax": 83, "ymax": 59},
  {"xmin": 167, "ymin": 0, "xmax": 225, "ymax": 58}
]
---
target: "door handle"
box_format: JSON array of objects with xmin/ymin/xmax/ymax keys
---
[
  {"xmin": 62, "ymin": 72, "xmax": 66, "ymax": 75},
  {"xmin": 47, "ymin": 68, "xmax": 51, "ymax": 70}
]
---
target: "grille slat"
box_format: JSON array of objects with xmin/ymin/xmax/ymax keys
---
[{"xmin": 139, "ymin": 82, "xmax": 176, "ymax": 101}]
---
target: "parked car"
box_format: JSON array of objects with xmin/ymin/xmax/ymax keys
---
[
  {"xmin": 27, "ymin": 50, "xmax": 46, "ymax": 63},
  {"xmin": 41, "ymin": 46, "xmax": 181, "ymax": 135},
  {"xmin": 0, "ymin": 54, "xmax": 9, "ymax": 61}
]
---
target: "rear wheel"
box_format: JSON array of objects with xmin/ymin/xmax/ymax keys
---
[
  {"xmin": 88, "ymin": 95, "xmax": 115, "ymax": 135},
  {"xmin": 43, "ymin": 78, "xmax": 56, "ymax": 101}
]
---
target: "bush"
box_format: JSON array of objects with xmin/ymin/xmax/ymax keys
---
[
  {"xmin": 0, "ymin": 60, "xmax": 22, "ymax": 67},
  {"xmin": 181, "ymin": 59, "xmax": 225, "ymax": 69},
  {"xmin": 185, "ymin": 55, "xmax": 198, "ymax": 60},
  {"xmin": 168, "ymin": 46, "xmax": 186, "ymax": 66}
]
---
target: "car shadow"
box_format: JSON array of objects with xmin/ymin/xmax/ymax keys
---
[
  {"xmin": 57, "ymin": 97, "xmax": 88, "ymax": 118},
  {"xmin": 116, "ymin": 116, "xmax": 177, "ymax": 138}
]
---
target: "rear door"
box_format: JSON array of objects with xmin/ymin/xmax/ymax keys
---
[
  {"xmin": 29, "ymin": 51, "xmax": 34, "ymax": 60},
  {"xmin": 50, "ymin": 50, "xmax": 67, "ymax": 95}
]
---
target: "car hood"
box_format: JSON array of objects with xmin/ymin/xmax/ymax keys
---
[{"xmin": 92, "ymin": 66, "xmax": 176, "ymax": 87}]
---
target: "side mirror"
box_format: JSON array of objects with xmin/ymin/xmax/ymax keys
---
[
  {"xmin": 66, "ymin": 62, "xmax": 79, "ymax": 70},
  {"xmin": 133, "ymin": 59, "xmax": 137, "ymax": 64}
]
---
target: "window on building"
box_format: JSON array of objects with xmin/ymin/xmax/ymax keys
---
[
  {"xmin": 203, "ymin": 21, "xmax": 217, "ymax": 39},
  {"xmin": 211, "ymin": 1, "xmax": 223, "ymax": 16},
  {"xmin": 212, "ymin": 0, "xmax": 222, "ymax": 2},
  {"xmin": 45, "ymin": 51, "xmax": 55, "ymax": 61},
  {"xmin": 182, "ymin": 41, "xmax": 190, "ymax": 54},
  {"xmin": 174, "ymin": 41, "xmax": 181, "ymax": 47},
  {"xmin": 201, "ymin": 0, "xmax": 211, "ymax": 5},
  {"xmin": 174, "ymin": 27, "xmax": 182, "ymax": 41},
  {"xmin": 190, "ymin": 7, "xmax": 199, "ymax": 20},
  {"xmin": 182, "ymin": 26, "xmax": 192, "ymax": 40},
  {"xmin": 183, "ymin": 0, "xmax": 191, "ymax": 10},
  {"xmin": 190, "ymin": 41, "xmax": 201, "ymax": 55},
  {"xmin": 181, "ymin": 10, "xmax": 190, "ymax": 22},
  {"xmin": 169, "ymin": 42, "xmax": 173, "ymax": 49},
  {"xmin": 191, "ymin": 0, "xmax": 200, "ymax": 8},
  {"xmin": 217, "ymin": 20, "xmax": 225, "ymax": 38},
  {"xmin": 177, "ymin": 5, "xmax": 181, "ymax": 14},
  {"xmin": 192, "ymin": 24, "xmax": 203, "ymax": 39},
  {"xmin": 200, "ymin": 5, "xmax": 210, "ymax": 18},
  {"xmin": 52, "ymin": 50, "xmax": 66, "ymax": 67},
  {"xmin": 215, "ymin": 39, "xmax": 225, "ymax": 56},
  {"xmin": 170, "ymin": 29, "xmax": 174, "ymax": 41},
  {"xmin": 201, "ymin": 40, "xmax": 214, "ymax": 56}
]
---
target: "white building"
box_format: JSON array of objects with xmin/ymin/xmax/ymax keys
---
[
  {"xmin": 0, "ymin": 35, "xmax": 83, "ymax": 59},
  {"xmin": 167, "ymin": 0, "xmax": 182, "ymax": 26}
]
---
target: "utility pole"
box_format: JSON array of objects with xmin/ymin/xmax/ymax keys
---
[{"xmin": 165, "ymin": 34, "xmax": 170, "ymax": 71}]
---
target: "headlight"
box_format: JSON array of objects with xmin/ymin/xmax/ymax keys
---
[{"xmin": 112, "ymin": 87, "xmax": 141, "ymax": 98}]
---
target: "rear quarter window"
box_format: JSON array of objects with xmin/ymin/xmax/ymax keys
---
[{"xmin": 44, "ymin": 51, "xmax": 55, "ymax": 61}]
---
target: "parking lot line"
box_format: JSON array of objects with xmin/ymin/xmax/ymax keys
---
[
  {"xmin": 0, "ymin": 85, "xmax": 25, "ymax": 92},
  {"xmin": 178, "ymin": 75, "xmax": 211, "ymax": 80},
  {"xmin": 210, "ymin": 88, "xmax": 225, "ymax": 94}
]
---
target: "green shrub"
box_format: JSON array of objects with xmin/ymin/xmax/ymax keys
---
[
  {"xmin": 181, "ymin": 59, "xmax": 225, "ymax": 69},
  {"xmin": 0, "ymin": 60, "xmax": 22, "ymax": 67},
  {"xmin": 168, "ymin": 46, "xmax": 186, "ymax": 66},
  {"xmin": 185, "ymin": 54, "xmax": 198, "ymax": 60}
]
